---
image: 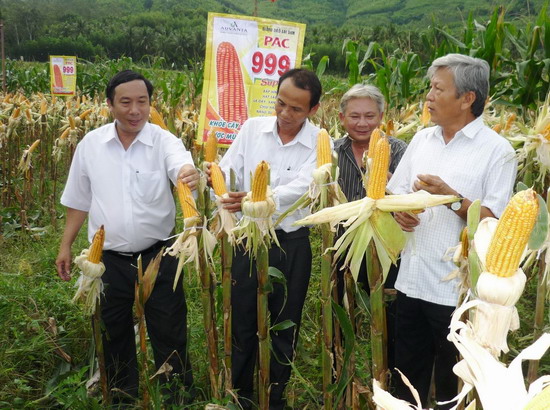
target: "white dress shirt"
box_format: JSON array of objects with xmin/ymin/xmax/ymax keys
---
[
  {"xmin": 387, "ymin": 116, "xmax": 517, "ymax": 306},
  {"xmin": 61, "ymin": 122, "xmax": 194, "ymax": 252},
  {"xmin": 219, "ymin": 116, "xmax": 320, "ymax": 233}
]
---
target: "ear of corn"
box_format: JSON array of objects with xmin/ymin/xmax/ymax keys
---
[
  {"xmin": 384, "ymin": 120, "xmax": 394, "ymax": 137},
  {"xmin": 79, "ymin": 108, "xmax": 93, "ymax": 121},
  {"xmin": 177, "ymin": 180, "xmax": 199, "ymax": 219},
  {"xmin": 316, "ymin": 129, "xmax": 332, "ymax": 167},
  {"xmin": 204, "ymin": 130, "xmax": 218, "ymax": 163},
  {"xmin": 150, "ymin": 106, "xmax": 168, "ymax": 130},
  {"xmin": 367, "ymin": 128, "xmax": 382, "ymax": 159},
  {"xmin": 251, "ymin": 161, "xmax": 269, "ymax": 202},
  {"xmin": 485, "ymin": 189, "xmax": 539, "ymax": 278},
  {"xmin": 68, "ymin": 116, "xmax": 76, "ymax": 129},
  {"xmin": 210, "ymin": 162, "xmax": 228, "ymax": 196},
  {"xmin": 88, "ymin": 225, "xmax": 105, "ymax": 264},
  {"xmin": 28, "ymin": 139, "xmax": 41, "ymax": 154},
  {"xmin": 216, "ymin": 42, "xmax": 248, "ymax": 124},
  {"xmin": 492, "ymin": 123, "xmax": 503, "ymax": 134},
  {"xmin": 421, "ymin": 101, "xmax": 431, "ymax": 126},
  {"xmin": 367, "ymin": 137, "xmax": 390, "ymax": 200},
  {"xmin": 504, "ymin": 113, "xmax": 516, "ymax": 131}
]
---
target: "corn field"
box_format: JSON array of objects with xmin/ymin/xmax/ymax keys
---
[{"xmin": 2, "ymin": 7, "xmax": 550, "ymax": 407}]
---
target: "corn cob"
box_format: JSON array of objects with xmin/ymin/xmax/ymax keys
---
[
  {"xmin": 251, "ymin": 161, "xmax": 269, "ymax": 202},
  {"xmin": 421, "ymin": 101, "xmax": 430, "ymax": 126},
  {"xmin": 177, "ymin": 180, "xmax": 199, "ymax": 219},
  {"xmin": 316, "ymin": 129, "xmax": 332, "ymax": 167},
  {"xmin": 216, "ymin": 42, "xmax": 248, "ymax": 124},
  {"xmin": 367, "ymin": 137, "xmax": 390, "ymax": 200},
  {"xmin": 485, "ymin": 189, "xmax": 539, "ymax": 278},
  {"xmin": 504, "ymin": 113, "xmax": 516, "ymax": 131},
  {"xmin": 59, "ymin": 128, "xmax": 70, "ymax": 140},
  {"xmin": 24, "ymin": 108, "xmax": 32, "ymax": 122},
  {"xmin": 210, "ymin": 163, "xmax": 228, "ymax": 196},
  {"xmin": 40, "ymin": 100, "xmax": 47, "ymax": 115},
  {"xmin": 367, "ymin": 128, "xmax": 383, "ymax": 159},
  {"xmin": 384, "ymin": 119, "xmax": 394, "ymax": 137},
  {"xmin": 150, "ymin": 106, "xmax": 168, "ymax": 130},
  {"xmin": 79, "ymin": 108, "xmax": 93, "ymax": 121},
  {"xmin": 28, "ymin": 139, "xmax": 41, "ymax": 154},
  {"xmin": 68, "ymin": 115, "xmax": 76, "ymax": 129},
  {"xmin": 204, "ymin": 130, "xmax": 218, "ymax": 163},
  {"xmin": 53, "ymin": 64, "xmax": 64, "ymax": 88},
  {"xmin": 492, "ymin": 123, "xmax": 503, "ymax": 134},
  {"xmin": 88, "ymin": 225, "xmax": 105, "ymax": 264}
]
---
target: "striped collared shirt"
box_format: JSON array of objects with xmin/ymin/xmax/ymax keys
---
[{"xmin": 334, "ymin": 134, "xmax": 408, "ymax": 201}]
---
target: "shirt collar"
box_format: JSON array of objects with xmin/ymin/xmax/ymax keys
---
[
  {"xmin": 260, "ymin": 116, "xmax": 315, "ymax": 149},
  {"xmin": 100, "ymin": 121, "xmax": 154, "ymax": 146},
  {"xmin": 431, "ymin": 116, "xmax": 485, "ymax": 141}
]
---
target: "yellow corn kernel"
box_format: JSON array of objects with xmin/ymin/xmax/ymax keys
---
[
  {"xmin": 88, "ymin": 225, "xmax": 105, "ymax": 264},
  {"xmin": 541, "ymin": 122, "xmax": 550, "ymax": 141},
  {"xmin": 177, "ymin": 180, "xmax": 199, "ymax": 219},
  {"xmin": 210, "ymin": 163, "xmax": 228, "ymax": 196},
  {"xmin": 421, "ymin": 102, "xmax": 430, "ymax": 126},
  {"xmin": 524, "ymin": 385, "xmax": 550, "ymax": 410},
  {"xmin": 251, "ymin": 161, "xmax": 269, "ymax": 202},
  {"xmin": 485, "ymin": 189, "xmax": 539, "ymax": 278},
  {"xmin": 204, "ymin": 130, "xmax": 218, "ymax": 163},
  {"xmin": 366, "ymin": 137, "xmax": 390, "ymax": 200},
  {"xmin": 504, "ymin": 113, "xmax": 516, "ymax": 131},
  {"xmin": 150, "ymin": 106, "xmax": 168, "ymax": 130},
  {"xmin": 367, "ymin": 128, "xmax": 383, "ymax": 159},
  {"xmin": 316, "ymin": 129, "xmax": 332, "ymax": 167}
]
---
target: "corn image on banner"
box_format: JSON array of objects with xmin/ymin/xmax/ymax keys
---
[
  {"xmin": 50, "ymin": 55, "xmax": 77, "ymax": 96},
  {"xmin": 198, "ymin": 12, "xmax": 306, "ymax": 147}
]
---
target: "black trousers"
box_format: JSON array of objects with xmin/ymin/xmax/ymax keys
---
[
  {"xmin": 231, "ymin": 228, "xmax": 311, "ymax": 410},
  {"xmin": 100, "ymin": 242, "xmax": 193, "ymax": 403},
  {"xmin": 394, "ymin": 291, "xmax": 458, "ymax": 409}
]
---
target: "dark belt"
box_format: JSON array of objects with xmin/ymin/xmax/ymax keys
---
[
  {"xmin": 105, "ymin": 239, "xmax": 169, "ymax": 259},
  {"xmin": 274, "ymin": 227, "xmax": 309, "ymax": 241}
]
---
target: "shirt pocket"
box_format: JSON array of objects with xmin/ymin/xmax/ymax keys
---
[
  {"xmin": 132, "ymin": 170, "xmax": 163, "ymax": 204},
  {"xmin": 279, "ymin": 168, "xmax": 299, "ymax": 186}
]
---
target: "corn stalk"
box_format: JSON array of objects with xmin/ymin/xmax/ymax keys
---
[{"xmin": 257, "ymin": 242, "xmax": 270, "ymax": 409}]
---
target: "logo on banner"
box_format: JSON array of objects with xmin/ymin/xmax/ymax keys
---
[{"xmin": 220, "ymin": 21, "xmax": 249, "ymax": 35}]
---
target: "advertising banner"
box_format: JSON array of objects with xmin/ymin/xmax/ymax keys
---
[
  {"xmin": 198, "ymin": 13, "xmax": 306, "ymax": 147},
  {"xmin": 50, "ymin": 56, "xmax": 77, "ymax": 96}
]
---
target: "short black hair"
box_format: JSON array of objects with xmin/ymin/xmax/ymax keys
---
[
  {"xmin": 277, "ymin": 68, "xmax": 322, "ymax": 109},
  {"xmin": 106, "ymin": 70, "xmax": 153, "ymax": 103}
]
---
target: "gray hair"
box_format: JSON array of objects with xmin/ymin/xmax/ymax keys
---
[
  {"xmin": 339, "ymin": 84, "xmax": 385, "ymax": 114},
  {"xmin": 427, "ymin": 53, "xmax": 490, "ymax": 117}
]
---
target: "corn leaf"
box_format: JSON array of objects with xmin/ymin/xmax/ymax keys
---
[
  {"xmin": 528, "ymin": 193, "xmax": 548, "ymax": 250},
  {"xmin": 467, "ymin": 199, "xmax": 482, "ymax": 240}
]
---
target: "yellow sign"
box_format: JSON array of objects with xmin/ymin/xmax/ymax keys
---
[
  {"xmin": 50, "ymin": 56, "xmax": 77, "ymax": 96},
  {"xmin": 198, "ymin": 13, "xmax": 306, "ymax": 147}
]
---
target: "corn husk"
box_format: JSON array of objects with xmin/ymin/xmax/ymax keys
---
[
  {"xmin": 211, "ymin": 193, "xmax": 237, "ymax": 240},
  {"xmin": 73, "ymin": 249, "xmax": 106, "ymax": 316}
]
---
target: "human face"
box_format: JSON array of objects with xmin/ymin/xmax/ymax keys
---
[
  {"xmin": 275, "ymin": 78, "xmax": 319, "ymax": 138},
  {"xmin": 426, "ymin": 67, "xmax": 471, "ymax": 128},
  {"xmin": 339, "ymin": 97, "xmax": 383, "ymax": 144},
  {"xmin": 107, "ymin": 79, "xmax": 150, "ymax": 139}
]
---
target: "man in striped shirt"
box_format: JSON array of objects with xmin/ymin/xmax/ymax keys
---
[{"xmin": 334, "ymin": 84, "xmax": 407, "ymax": 370}]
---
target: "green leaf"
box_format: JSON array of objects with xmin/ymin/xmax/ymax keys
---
[
  {"xmin": 516, "ymin": 181, "xmax": 529, "ymax": 192},
  {"xmin": 468, "ymin": 247, "xmax": 483, "ymax": 293},
  {"xmin": 332, "ymin": 301, "xmax": 355, "ymax": 403},
  {"xmin": 529, "ymin": 194, "xmax": 548, "ymax": 250},
  {"xmin": 271, "ymin": 320, "xmax": 295, "ymax": 332},
  {"xmin": 370, "ymin": 210, "xmax": 406, "ymax": 262},
  {"xmin": 316, "ymin": 55, "xmax": 329, "ymax": 78},
  {"xmin": 467, "ymin": 199, "xmax": 481, "ymax": 240}
]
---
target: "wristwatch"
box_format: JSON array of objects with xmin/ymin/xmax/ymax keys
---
[{"xmin": 450, "ymin": 194, "xmax": 464, "ymax": 211}]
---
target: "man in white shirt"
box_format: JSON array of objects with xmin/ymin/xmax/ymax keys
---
[
  {"xmin": 387, "ymin": 54, "xmax": 517, "ymax": 408},
  {"xmin": 217, "ymin": 68, "xmax": 321, "ymax": 409},
  {"xmin": 55, "ymin": 70, "xmax": 199, "ymax": 405}
]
